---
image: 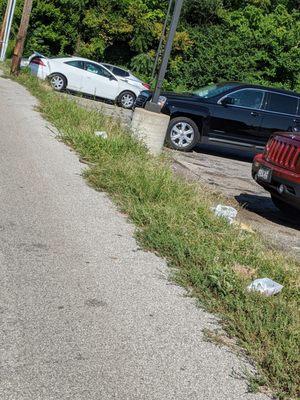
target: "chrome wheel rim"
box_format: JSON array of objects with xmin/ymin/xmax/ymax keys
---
[
  {"xmin": 170, "ymin": 122, "xmax": 195, "ymax": 148},
  {"xmin": 50, "ymin": 75, "xmax": 64, "ymax": 90},
  {"xmin": 121, "ymin": 93, "xmax": 134, "ymax": 108}
]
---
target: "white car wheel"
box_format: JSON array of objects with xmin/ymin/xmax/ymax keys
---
[
  {"xmin": 49, "ymin": 74, "xmax": 67, "ymax": 92},
  {"xmin": 118, "ymin": 91, "xmax": 136, "ymax": 109}
]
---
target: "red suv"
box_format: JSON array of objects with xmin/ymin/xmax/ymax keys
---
[{"xmin": 252, "ymin": 133, "xmax": 300, "ymax": 216}]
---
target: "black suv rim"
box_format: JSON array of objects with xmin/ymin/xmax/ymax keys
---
[{"xmin": 170, "ymin": 122, "xmax": 195, "ymax": 148}]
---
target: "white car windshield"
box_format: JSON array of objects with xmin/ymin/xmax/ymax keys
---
[{"xmin": 193, "ymin": 83, "xmax": 239, "ymax": 98}]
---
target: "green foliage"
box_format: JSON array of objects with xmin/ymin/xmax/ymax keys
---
[
  {"xmin": 169, "ymin": 5, "xmax": 300, "ymax": 91},
  {"xmin": 182, "ymin": 0, "xmax": 223, "ymax": 25},
  {"xmin": 130, "ymin": 53, "xmax": 154, "ymax": 76},
  {"xmin": 0, "ymin": 0, "xmax": 299, "ymax": 89}
]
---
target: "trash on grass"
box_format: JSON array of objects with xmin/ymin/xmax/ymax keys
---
[
  {"xmin": 239, "ymin": 222, "xmax": 255, "ymax": 233},
  {"xmin": 232, "ymin": 221, "xmax": 255, "ymax": 233},
  {"xmin": 247, "ymin": 278, "xmax": 283, "ymax": 296},
  {"xmin": 212, "ymin": 204, "xmax": 238, "ymax": 224},
  {"xmin": 95, "ymin": 131, "xmax": 108, "ymax": 139}
]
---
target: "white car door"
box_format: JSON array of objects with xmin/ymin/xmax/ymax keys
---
[
  {"xmin": 61, "ymin": 60, "xmax": 85, "ymax": 91},
  {"xmin": 82, "ymin": 62, "xmax": 119, "ymax": 100}
]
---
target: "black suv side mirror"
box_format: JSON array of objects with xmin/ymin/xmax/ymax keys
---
[{"xmin": 221, "ymin": 97, "xmax": 235, "ymax": 106}]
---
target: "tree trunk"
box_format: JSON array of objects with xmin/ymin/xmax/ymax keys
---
[{"xmin": 11, "ymin": 0, "xmax": 33, "ymax": 75}]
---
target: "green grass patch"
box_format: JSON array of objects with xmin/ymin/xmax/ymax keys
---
[{"xmin": 5, "ymin": 67, "xmax": 300, "ymax": 399}]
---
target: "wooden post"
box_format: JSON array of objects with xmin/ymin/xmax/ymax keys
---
[{"xmin": 11, "ymin": 0, "xmax": 33, "ymax": 75}]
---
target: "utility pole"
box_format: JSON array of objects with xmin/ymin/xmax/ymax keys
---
[
  {"xmin": 132, "ymin": 0, "xmax": 184, "ymax": 156},
  {"xmin": 0, "ymin": 0, "xmax": 17, "ymax": 61},
  {"xmin": 151, "ymin": 0, "xmax": 184, "ymax": 105},
  {"xmin": 11, "ymin": 0, "xmax": 33, "ymax": 75},
  {"xmin": 150, "ymin": 0, "xmax": 174, "ymax": 82},
  {"xmin": 0, "ymin": 1, "xmax": 10, "ymax": 51}
]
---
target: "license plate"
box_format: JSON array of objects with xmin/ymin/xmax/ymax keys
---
[{"xmin": 257, "ymin": 167, "xmax": 272, "ymax": 183}]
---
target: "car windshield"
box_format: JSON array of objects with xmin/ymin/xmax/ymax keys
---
[{"xmin": 193, "ymin": 83, "xmax": 240, "ymax": 98}]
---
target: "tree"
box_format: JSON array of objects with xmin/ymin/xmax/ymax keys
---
[{"xmin": 0, "ymin": 0, "xmax": 299, "ymax": 91}]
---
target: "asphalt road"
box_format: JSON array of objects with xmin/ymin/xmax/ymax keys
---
[{"xmin": 0, "ymin": 73, "xmax": 270, "ymax": 400}]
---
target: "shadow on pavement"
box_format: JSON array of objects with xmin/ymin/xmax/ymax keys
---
[
  {"xmin": 194, "ymin": 143, "xmax": 257, "ymax": 163},
  {"xmin": 235, "ymin": 193, "xmax": 300, "ymax": 230}
]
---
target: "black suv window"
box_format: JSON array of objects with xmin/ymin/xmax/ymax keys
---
[
  {"xmin": 266, "ymin": 93, "xmax": 298, "ymax": 115},
  {"xmin": 65, "ymin": 60, "xmax": 84, "ymax": 69},
  {"xmin": 112, "ymin": 67, "xmax": 130, "ymax": 77},
  {"xmin": 85, "ymin": 62, "xmax": 112, "ymax": 78},
  {"xmin": 226, "ymin": 89, "xmax": 264, "ymax": 109}
]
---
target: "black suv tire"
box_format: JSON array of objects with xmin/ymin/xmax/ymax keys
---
[{"xmin": 166, "ymin": 117, "xmax": 200, "ymax": 152}]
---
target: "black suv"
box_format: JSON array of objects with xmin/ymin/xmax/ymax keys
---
[{"xmin": 135, "ymin": 82, "xmax": 300, "ymax": 152}]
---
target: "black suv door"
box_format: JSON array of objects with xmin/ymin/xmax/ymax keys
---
[
  {"xmin": 208, "ymin": 89, "xmax": 265, "ymax": 149},
  {"xmin": 260, "ymin": 92, "xmax": 300, "ymax": 140}
]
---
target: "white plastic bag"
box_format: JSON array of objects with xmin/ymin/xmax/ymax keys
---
[
  {"xmin": 247, "ymin": 278, "xmax": 283, "ymax": 296},
  {"xmin": 212, "ymin": 204, "xmax": 238, "ymax": 224},
  {"xmin": 95, "ymin": 131, "xmax": 108, "ymax": 139}
]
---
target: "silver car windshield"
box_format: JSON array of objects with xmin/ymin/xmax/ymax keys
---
[{"xmin": 193, "ymin": 83, "xmax": 240, "ymax": 98}]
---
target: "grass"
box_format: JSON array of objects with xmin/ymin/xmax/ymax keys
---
[{"xmin": 3, "ymin": 66, "xmax": 299, "ymax": 399}]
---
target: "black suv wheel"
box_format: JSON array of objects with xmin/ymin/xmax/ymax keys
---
[{"xmin": 166, "ymin": 117, "xmax": 200, "ymax": 151}]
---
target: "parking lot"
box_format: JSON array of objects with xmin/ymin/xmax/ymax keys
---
[{"xmin": 65, "ymin": 92, "xmax": 300, "ymax": 259}]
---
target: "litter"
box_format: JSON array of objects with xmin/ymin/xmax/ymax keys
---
[
  {"xmin": 95, "ymin": 131, "xmax": 108, "ymax": 139},
  {"xmin": 212, "ymin": 204, "xmax": 237, "ymax": 224},
  {"xmin": 232, "ymin": 221, "xmax": 255, "ymax": 233},
  {"xmin": 247, "ymin": 278, "xmax": 283, "ymax": 296},
  {"xmin": 238, "ymin": 222, "xmax": 255, "ymax": 233}
]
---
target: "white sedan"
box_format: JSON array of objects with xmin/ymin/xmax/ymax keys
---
[
  {"xmin": 101, "ymin": 63, "xmax": 150, "ymax": 91},
  {"xmin": 28, "ymin": 54, "xmax": 143, "ymax": 109}
]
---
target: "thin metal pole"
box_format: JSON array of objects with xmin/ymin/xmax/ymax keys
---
[
  {"xmin": 150, "ymin": 0, "xmax": 174, "ymax": 81},
  {"xmin": 0, "ymin": 0, "xmax": 11, "ymax": 51},
  {"xmin": 11, "ymin": 0, "xmax": 33, "ymax": 75},
  {"xmin": 0, "ymin": 0, "xmax": 16, "ymax": 61},
  {"xmin": 152, "ymin": 0, "xmax": 184, "ymax": 104}
]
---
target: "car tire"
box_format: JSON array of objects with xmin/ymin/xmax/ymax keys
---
[
  {"xmin": 49, "ymin": 73, "xmax": 67, "ymax": 92},
  {"xmin": 117, "ymin": 91, "xmax": 136, "ymax": 109},
  {"xmin": 166, "ymin": 117, "xmax": 200, "ymax": 152},
  {"xmin": 271, "ymin": 195, "xmax": 299, "ymax": 219}
]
